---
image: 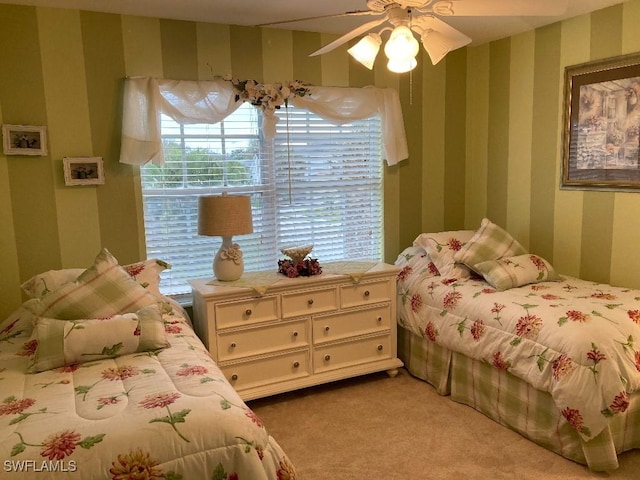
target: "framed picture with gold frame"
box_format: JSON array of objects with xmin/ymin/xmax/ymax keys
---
[{"xmin": 562, "ymin": 52, "xmax": 640, "ymax": 190}]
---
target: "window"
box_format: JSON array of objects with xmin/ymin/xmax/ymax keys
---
[{"xmin": 140, "ymin": 103, "xmax": 384, "ymax": 297}]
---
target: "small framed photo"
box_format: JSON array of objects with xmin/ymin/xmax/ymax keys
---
[
  {"xmin": 63, "ymin": 157, "xmax": 105, "ymax": 186},
  {"xmin": 2, "ymin": 124, "xmax": 48, "ymax": 156}
]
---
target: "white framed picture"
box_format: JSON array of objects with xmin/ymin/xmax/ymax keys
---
[
  {"xmin": 2, "ymin": 124, "xmax": 48, "ymax": 156},
  {"xmin": 63, "ymin": 157, "xmax": 105, "ymax": 186}
]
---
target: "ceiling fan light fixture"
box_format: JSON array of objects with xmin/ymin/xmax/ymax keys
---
[
  {"xmin": 384, "ymin": 25, "xmax": 419, "ymax": 62},
  {"xmin": 348, "ymin": 33, "xmax": 382, "ymax": 70},
  {"xmin": 421, "ymin": 30, "xmax": 454, "ymax": 65},
  {"xmin": 387, "ymin": 56, "xmax": 417, "ymax": 74}
]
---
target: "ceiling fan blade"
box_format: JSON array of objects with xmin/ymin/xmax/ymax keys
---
[
  {"xmin": 434, "ymin": 0, "xmax": 569, "ymax": 17},
  {"xmin": 255, "ymin": 9, "xmax": 379, "ymax": 28},
  {"xmin": 412, "ymin": 16, "xmax": 471, "ymax": 49},
  {"xmin": 310, "ymin": 17, "xmax": 388, "ymax": 57}
]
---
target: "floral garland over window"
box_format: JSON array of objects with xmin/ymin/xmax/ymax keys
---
[
  {"xmin": 227, "ymin": 78, "xmax": 311, "ymax": 112},
  {"xmin": 226, "ymin": 78, "xmax": 312, "ymax": 202}
]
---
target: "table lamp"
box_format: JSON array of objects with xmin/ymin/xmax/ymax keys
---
[{"xmin": 198, "ymin": 193, "xmax": 253, "ymax": 281}]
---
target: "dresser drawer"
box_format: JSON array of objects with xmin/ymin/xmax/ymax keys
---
[
  {"xmin": 215, "ymin": 296, "xmax": 278, "ymax": 329},
  {"xmin": 221, "ymin": 350, "xmax": 310, "ymax": 390},
  {"xmin": 341, "ymin": 279, "xmax": 393, "ymax": 308},
  {"xmin": 281, "ymin": 286, "xmax": 338, "ymax": 318},
  {"xmin": 313, "ymin": 305, "xmax": 390, "ymax": 344},
  {"xmin": 313, "ymin": 334, "xmax": 391, "ymax": 373},
  {"xmin": 217, "ymin": 320, "xmax": 308, "ymax": 361}
]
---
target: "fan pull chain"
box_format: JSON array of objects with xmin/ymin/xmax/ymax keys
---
[
  {"xmin": 286, "ymin": 104, "xmax": 293, "ymax": 204},
  {"xmin": 409, "ymin": 68, "xmax": 413, "ymax": 106}
]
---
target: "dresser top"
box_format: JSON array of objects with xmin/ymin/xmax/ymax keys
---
[{"xmin": 189, "ymin": 261, "xmax": 400, "ymax": 299}]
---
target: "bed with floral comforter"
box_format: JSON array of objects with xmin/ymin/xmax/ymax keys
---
[
  {"xmin": 0, "ymin": 249, "xmax": 295, "ymax": 479},
  {"xmin": 395, "ymin": 219, "xmax": 640, "ymax": 471}
]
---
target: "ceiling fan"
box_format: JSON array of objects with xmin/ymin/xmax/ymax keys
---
[{"xmin": 258, "ymin": 0, "xmax": 569, "ymax": 72}]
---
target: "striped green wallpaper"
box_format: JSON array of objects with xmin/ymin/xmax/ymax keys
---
[{"xmin": 1, "ymin": 1, "xmax": 640, "ymax": 319}]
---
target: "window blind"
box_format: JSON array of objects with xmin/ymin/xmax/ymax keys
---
[{"xmin": 141, "ymin": 103, "xmax": 383, "ymax": 296}]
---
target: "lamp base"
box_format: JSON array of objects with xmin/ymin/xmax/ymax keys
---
[{"xmin": 213, "ymin": 236, "xmax": 244, "ymax": 281}]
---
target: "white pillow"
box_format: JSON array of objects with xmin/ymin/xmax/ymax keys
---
[
  {"xmin": 27, "ymin": 304, "xmax": 169, "ymax": 373},
  {"xmin": 474, "ymin": 254, "xmax": 560, "ymax": 291},
  {"xmin": 413, "ymin": 230, "xmax": 475, "ymax": 279}
]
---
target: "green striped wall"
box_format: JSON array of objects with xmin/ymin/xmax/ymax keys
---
[
  {"xmin": 461, "ymin": 0, "xmax": 640, "ymax": 288},
  {"xmin": 2, "ymin": 2, "xmax": 640, "ymax": 319},
  {"xmin": 0, "ymin": 4, "xmax": 405, "ymax": 318}
]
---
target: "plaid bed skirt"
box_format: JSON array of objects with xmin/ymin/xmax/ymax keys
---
[{"xmin": 398, "ymin": 324, "xmax": 640, "ymax": 472}]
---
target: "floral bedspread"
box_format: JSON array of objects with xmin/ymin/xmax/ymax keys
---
[
  {"xmin": 396, "ymin": 251, "xmax": 640, "ymax": 443},
  {"xmin": 0, "ymin": 300, "xmax": 295, "ymax": 479}
]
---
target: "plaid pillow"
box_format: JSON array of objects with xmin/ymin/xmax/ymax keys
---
[
  {"xmin": 22, "ymin": 259, "xmax": 170, "ymax": 299},
  {"xmin": 27, "ymin": 304, "xmax": 169, "ymax": 373},
  {"xmin": 453, "ymin": 218, "xmax": 526, "ymax": 271},
  {"xmin": 474, "ymin": 254, "xmax": 560, "ymax": 291},
  {"xmin": 27, "ymin": 249, "xmax": 159, "ymax": 320}
]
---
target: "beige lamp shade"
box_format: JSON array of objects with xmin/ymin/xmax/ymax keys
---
[{"xmin": 198, "ymin": 194, "xmax": 253, "ymax": 237}]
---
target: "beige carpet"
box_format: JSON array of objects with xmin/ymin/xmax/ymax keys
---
[{"xmin": 249, "ymin": 368, "xmax": 640, "ymax": 480}]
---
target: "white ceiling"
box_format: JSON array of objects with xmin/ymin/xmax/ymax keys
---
[{"xmin": 0, "ymin": 0, "xmax": 629, "ymax": 45}]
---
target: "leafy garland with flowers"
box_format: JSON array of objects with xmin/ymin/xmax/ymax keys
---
[{"xmin": 226, "ymin": 77, "xmax": 311, "ymax": 113}]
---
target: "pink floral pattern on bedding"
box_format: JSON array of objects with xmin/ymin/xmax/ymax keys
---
[
  {"xmin": 0, "ymin": 301, "xmax": 295, "ymax": 479},
  {"xmin": 396, "ymin": 258, "xmax": 640, "ymax": 442}
]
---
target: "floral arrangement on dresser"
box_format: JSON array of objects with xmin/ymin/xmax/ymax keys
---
[{"xmin": 277, "ymin": 244, "xmax": 322, "ymax": 278}]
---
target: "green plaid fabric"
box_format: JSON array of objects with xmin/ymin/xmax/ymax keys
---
[
  {"xmin": 453, "ymin": 218, "xmax": 526, "ymax": 271},
  {"xmin": 398, "ymin": 325, "xmax": 451, "ymax": 395},
  {"xmin": 399, "ymin": 325, "xmax": 640, "ymax": 471},
  {"xmin": 28, "ymin": 249, "xmax": 158, "ymax": 320}
]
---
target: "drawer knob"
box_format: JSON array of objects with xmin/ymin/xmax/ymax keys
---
[
  {"xmin": 307, "ymin": 298, "xmax": 314, "ymax": 305},
  {"xmin": 293, "ymin": 361, "xmax": 300, "ymax": 368},
  {"xmin": 230, "ymin": 342, "xmax": 237, "ymax": 348},
  {"xmin": 364, "ymin": 290, "xmax": 370, "ymax": 297},
  {"xmin": 292, "ymin": 331, "xmax": 299, "ymax": 337},
  {"xmin": 324, "ymin": 326, "xmax": 330, "ymax": 332},
  {"xmin": 377, "ymin": 316, "xmax": 383, "ymax": 323},
  {"xmin": 324, "ymin": 354, "xmax": 331, "ymax": 362},
  {"xmin": 245, "ymin": 308, "xmax": 252, "ymax": 316},
  {"xmin": 377, "ymin": 344, "xmax": 383, "ymax": 351},
  {"xmin": 231, "ymin": 374, "xmax": 238, "ymax": 381}
]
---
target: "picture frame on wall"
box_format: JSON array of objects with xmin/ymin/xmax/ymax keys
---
[
  {"xmin": 63, "ymin": 157, "xmax": 105, "ymax": 186},
  {"xmin": 2, "ymin": 124, "xmax": 48, "ymax": 156},
  {"xmin": 562, "ymin": 52, "xmax": 640, "ymax": 190}
]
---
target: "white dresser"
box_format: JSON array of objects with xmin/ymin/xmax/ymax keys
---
[{"xmin": 189, "ymin": 262, "xmax": 403, "ymax": 400}]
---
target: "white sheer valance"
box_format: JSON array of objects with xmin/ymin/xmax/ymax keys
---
[{"xmin": 119, "ymin": 76, "xmax": 408, "ymax": 166}]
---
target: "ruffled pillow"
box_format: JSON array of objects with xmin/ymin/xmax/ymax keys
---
[
  {"xmin": 395, "ymin": 246, "xmax": 440, "ymax": 286},
  {"xmin": 413, "ymin": 230, "xmax": 475, "ymax": 279},
  {"xmin": 27, "ymin": 304, "xmax": 169, "ymax": 373},
  {"xmin": 474, "ymin": 254, "xmax": 560, "ymax": 291},
  {"xmin": 25, "ymin": 249, "xmax": 159, "ymax": 320},
  {"xmin": 453, "ymin": 218, "xmax": 526, "ymax": 272},
  {"xmin": 21, "ymin": 268, "xmax": 84, "ymax": 299},
  {"xmin": 121, "ymin": 259, "xmax": 171, "ymax": 298}
]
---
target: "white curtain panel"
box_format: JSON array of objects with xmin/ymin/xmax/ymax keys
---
[{"xmin": 119, "ymin": 76, "xmax": 408, "ymax": 166}]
